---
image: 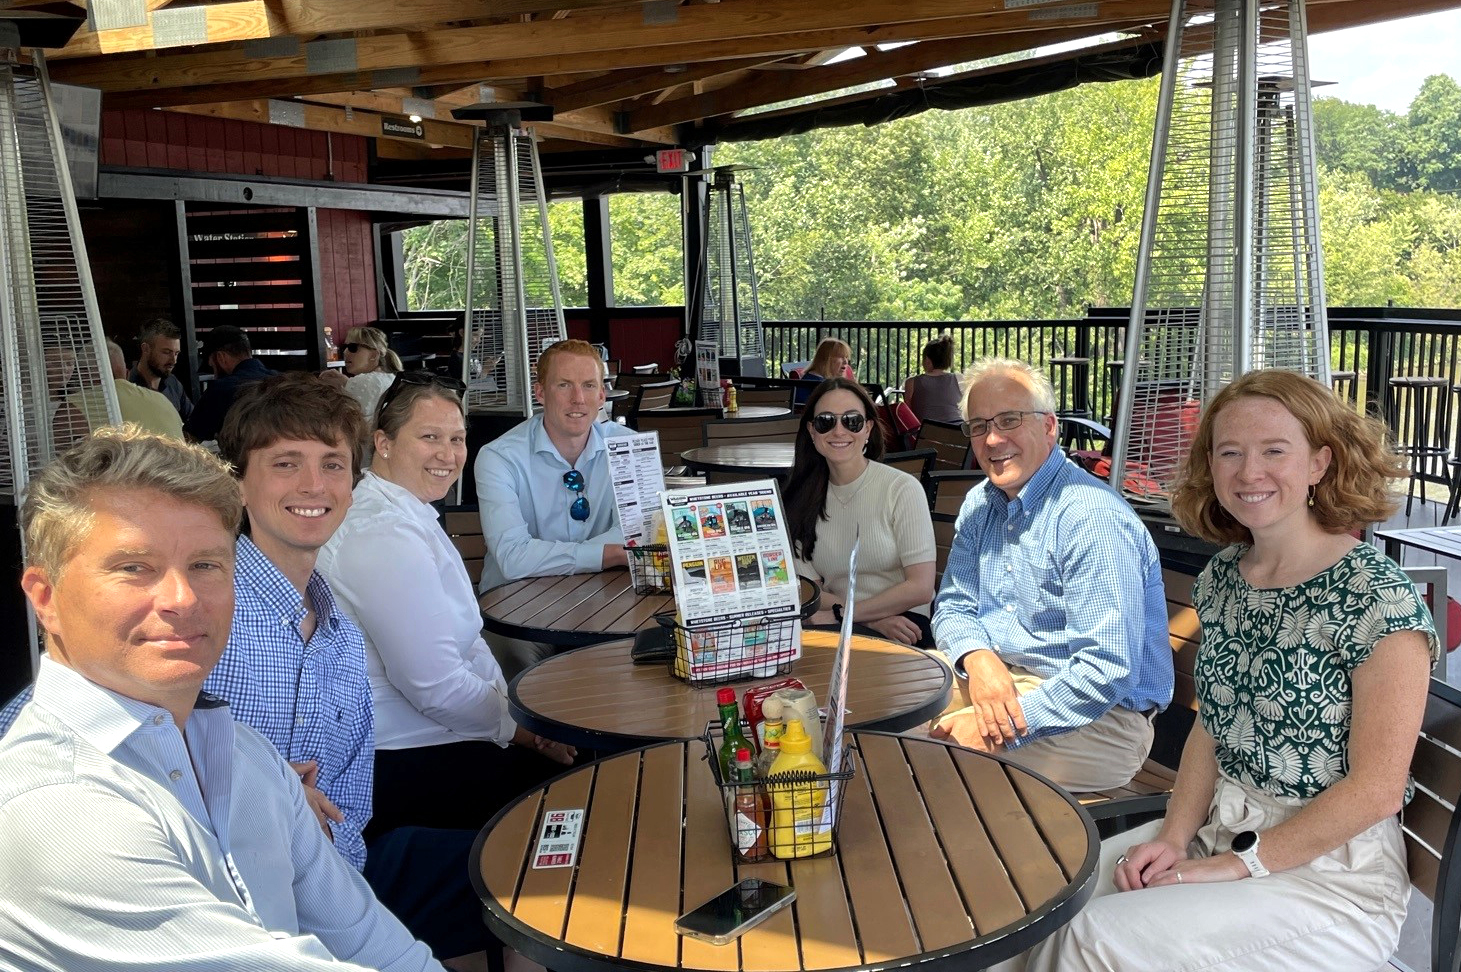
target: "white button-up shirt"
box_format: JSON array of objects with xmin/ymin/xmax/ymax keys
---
[
  {"xmin": 319, "ymin": 471, "xmax": 516, "ymax": 750},
  {"xmin": 0, "ymin": 658, "xmax": 440, "ymax": 971}
]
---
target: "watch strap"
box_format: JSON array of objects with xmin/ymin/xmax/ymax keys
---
[{"xmin": 1233, "ymin": 834, "xmax": 1269, "ymax": 878}]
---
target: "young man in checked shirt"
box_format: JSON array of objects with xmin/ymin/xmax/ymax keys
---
[{"xmin": 930, "ymin": 359, "xmax": 1174, "ymax": 791}]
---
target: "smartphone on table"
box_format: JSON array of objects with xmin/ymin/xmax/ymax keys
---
[{"xmin": 674, "ymin": 878, "xmax": 797, "ymax": 945}]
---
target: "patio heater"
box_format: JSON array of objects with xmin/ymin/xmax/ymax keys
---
[
  {"xmin": 1110, "ymin": 0, "xmax": 1329, "ymax": 509},
  {"xmin": 0, "ymin": 11, "xmax": 115, "ymax": 675},
  {"xmin": 450, "ymin": 101, "xmax": 567, "ymax": 415},
  {"xmin": 691, "ymin": 166, "xmax": 766, "ymax": 379}
]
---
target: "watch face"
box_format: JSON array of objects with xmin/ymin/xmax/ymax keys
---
[{"xmin": 1232, "ymin": 830, "xmax": 1257, "ymax": 853}]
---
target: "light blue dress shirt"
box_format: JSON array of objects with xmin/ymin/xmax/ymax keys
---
[
  {"xmin": 474, "ymin": 414, "xmax": 637, "ymax": 593},
  {"xmin": 932, "ymin": 448, "xmax": 1173, "ymax": 746},
  {"xmin": 0, "ymin": 658, "xmax": 441, "ymax": 971}
]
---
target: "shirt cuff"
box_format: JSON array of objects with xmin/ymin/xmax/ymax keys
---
[{"xmin": 574, "ymin": 542, "xmax": 606, "ymax": 573}]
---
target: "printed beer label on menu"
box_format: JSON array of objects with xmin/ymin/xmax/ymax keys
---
[{"xmin": 532, "ymin": 808, "xmax": 585, "ymax": 869}]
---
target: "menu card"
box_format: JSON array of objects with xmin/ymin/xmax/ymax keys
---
[
  {"xmin": 695, "ymin": 341, "xmax": 722, "ymax": 408},
  {"xmin": 606, "ymin": 432, "xmax": 667, "ymax": 547},
  {"xmin": 819, "ymin": 530, "xmax": 856, "ymax": 830}
]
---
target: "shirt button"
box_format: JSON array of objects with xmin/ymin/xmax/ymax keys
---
[
  {"xmin": 296, "ymin": 718, "xmax": 306, "ymax": 727},
  {"xmin": 152, "ymin": 714, "xmax": 165, "ymax": 726},
  {"xmin": 1006, "ymin": 524, "xmax": 1014, "ymax": 531},
  {"xmin": 1006, "ymin": 604, "xmax": 1015, "ymax": 612},
  {"xmin": 1005, "ymin": 565, "xmax": 1013, "ymax": 573},
  {"xmin": 169, "ymin": 769, "xmax": 183, "ymax": 782}
]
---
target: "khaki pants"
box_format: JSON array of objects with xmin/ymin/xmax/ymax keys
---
[
  {"xmin": 936, "ymin": 664, "xmax": 1154, "ymax": 792},
  {"xmin": 996, "ymin": 775, "xmax": 1409, "ymax": 972}
]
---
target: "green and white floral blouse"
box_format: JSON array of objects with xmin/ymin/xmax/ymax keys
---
[{"xmin": 1193, "ymin": 543, "xmax": 1440, "ymax": 800}]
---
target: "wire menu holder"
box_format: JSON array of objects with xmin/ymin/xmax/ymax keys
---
[
  {"xmin": 703, "ymin": 722, "xmax": 854, "ymax": 864},
  {"xmin": 659, "ymin": 612, "xmax": 800, "ymax": 686},
  {"xmin": 625, "ymin": 544, "xmax": 672, "ymax": 594}
]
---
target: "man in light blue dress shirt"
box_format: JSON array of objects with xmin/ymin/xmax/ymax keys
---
[
  {"xmin": 474, "ymin": 339, "xmax": 637, "ymax": 675},
  {"xmin": 0, "ymin": 427, "xmax": 442, "ymax": 971},
  {"xmin": 931, "ymin": 359, "xmax": 1173, "ymax": 791}
]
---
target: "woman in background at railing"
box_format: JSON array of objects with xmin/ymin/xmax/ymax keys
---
[
  {"xmin": 795, "ymin": 337, "xmax": 853, "ymax": 405},
  {"xmin": 902, "ymin": 334, "xmax": 963, "ymax": 425},
  {"xmin": 784, "ymin": 378, "xmax": 936, "ymax": 648}
]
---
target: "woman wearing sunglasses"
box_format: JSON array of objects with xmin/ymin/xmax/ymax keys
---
[
  {"xmin": 319, "ymin": 372, "xmax": 575, "ymax": 839},
  {"xmin": 783, "ymin": 378, "xmax": 937, "ymax": 648},
  {"xmin": 330, "ymin": 327, "xmax": 403, "ymax": 430}
]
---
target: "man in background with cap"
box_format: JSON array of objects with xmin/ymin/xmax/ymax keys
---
[{"xmin": 185, "ymin": 324, "xmax": 276, "ymax": 442}]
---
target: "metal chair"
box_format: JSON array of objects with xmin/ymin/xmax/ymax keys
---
[
  {"xmin": 1387, "ymin": 376, "xmax": 1453, "ymax": 516},
  {"xmin": 634, "ymin": 407, "xmax": 720, "ymax": 468},
  {"xmin": 629, "ymin": 379, "xmax": 680, "ymax": 422},
  {"xmin": 914, "ymin": 419, "xmax": 972, "ymax": 471},
  {"xmin": 926, "ymin": 469, "xmax": 986, "ymax": 517}
]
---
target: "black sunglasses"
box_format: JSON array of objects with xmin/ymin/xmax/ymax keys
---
[
  {"xmin": 809, "ymin": 411, "xmax": 868, "ymax": 435},
  {"xmin": 343, "ymin": 342, "xmax": 378, "ymax": 354},
  {"xmin": 376, "ymin": 371, "xmax": 468, "ymax": 424},
  {"xmin": 563, "ymin": 469, "xmax": 590, "ymax": 522}
]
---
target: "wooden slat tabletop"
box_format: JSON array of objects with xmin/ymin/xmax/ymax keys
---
[
  {"xmin": 510, "ymin": 629, "xmax": 951, "ymax": 750},
  {"xmin": 650, "ymin": 405, "xmax": 791, "ymax": 420},
  {"xmin": 473, "ymin": 733, "xmax": 1097, "ymax": 972},
  {"xmin": 681, "ymin": 444, "xmax": 797, "ymax": 476}
]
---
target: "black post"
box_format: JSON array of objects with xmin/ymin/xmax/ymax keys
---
[{"xmin": 582, "ymin": 195, "xmax": 614, "ymax": 348}]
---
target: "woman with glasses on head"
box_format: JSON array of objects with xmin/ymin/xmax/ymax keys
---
[
  {"xmin": 318, "ymin": 371, "xmax": 575, "ymax": 839},
  {"xmin": 783, "ymin": 378, "xmax": 937, "ymax": 647}
]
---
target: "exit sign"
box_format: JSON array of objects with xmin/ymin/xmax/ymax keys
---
[{"xmin": 656, "ymin": 148, "xmax": 688, "ymax": 173}]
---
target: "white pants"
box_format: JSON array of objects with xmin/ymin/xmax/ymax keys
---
[{"xmin": 1000, "ymin": 776, "xmax": 1410, "ymax": 972}]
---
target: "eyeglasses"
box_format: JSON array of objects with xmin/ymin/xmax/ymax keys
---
[
  {"xmin": 376, "ymin": 371, "xmax": 468, "ymax": 423},
  {"xmin": 809, "ymin": 411, "xmax": 868, "ymax": 435},
  {"xmin": 563, "ymin": 469, "xmax": 590, "ymax": 522},
  {"xmin": 960, "ymin": 410, "xmax": 1050, "ymax": 438}
]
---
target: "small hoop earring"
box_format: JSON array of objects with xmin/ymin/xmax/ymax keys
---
[{"xmin": 1307, "ymin": 484, "xmax": 1315, "ymax": 508}]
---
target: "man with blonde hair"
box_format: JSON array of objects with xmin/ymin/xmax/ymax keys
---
[
  {"xmin": 931, "ymin": 358, "xmax": 1173, "ymax": 792},
  {"xmin": 474, "ymin": 339, "xmax": 636, "ymax": 675},
  {"xmin": 0, "ymin": 427, "xmax": 443, "ymax": 971}
]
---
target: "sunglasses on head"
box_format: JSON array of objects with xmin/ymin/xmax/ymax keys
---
[
  {"xmin": 809, "ymin": 411, "xmax": 868, "ymax": 435},
  {"xmin": 563, "ymin": 469, "xmax": 590, "ymax": 522},
  {"xmin": 376, "ymin": 371, "xmax": 469, "ymax": 423}
]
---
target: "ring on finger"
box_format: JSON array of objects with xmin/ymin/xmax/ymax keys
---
[
  {"xmin": 1115, "ymin": 854, "xmax": 1128, "ymax": 866},
  {"xmin": 1175, "ymin": 870, "xmax": 1183, "ymax": 885}
]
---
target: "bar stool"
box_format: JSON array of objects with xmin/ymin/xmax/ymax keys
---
[
  {"xmin": 1049, "ymin": 356, "xmax": 1091, "ymax": 419},
  {"xmin": 1386, "ymin": 376, "xmax": 1453, "ymax": 516},
  {"xmin": 1330, "ymin": 370, "xmax": 1357, "ymax": 407}
]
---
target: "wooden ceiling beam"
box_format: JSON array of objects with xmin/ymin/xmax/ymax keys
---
[
  {"xmin": 625, "ymin": 19, "xmax": 1158, "ymax": 132},
  {"xmin": 167, "ymin": 100, "xmax": 478, "ymax": 148},
  {"xmin": 49, "ymin": 0, "xmax": 1138, "ymax": 91},
  {"xmin": 545, "ymin": 57, "xmax": 777, "ymax": 113}
]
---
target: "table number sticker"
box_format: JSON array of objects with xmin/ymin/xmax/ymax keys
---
[{"xmin": 532, "ymin": 808, "xmax": 586, "ymax": 869}]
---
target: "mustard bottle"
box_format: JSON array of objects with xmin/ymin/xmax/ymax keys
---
[{"xmin": 766, "ymin": 719, "xmax": 832, "ymax": 859}]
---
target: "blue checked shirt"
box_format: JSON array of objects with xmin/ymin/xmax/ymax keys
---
[
  {"xmin": 0, "ymin": 535, "xmax": 375, "ymax": 872},
  {"xmin": 932, "ymin": 449, "xmax": 1173, "ymax": 746}
]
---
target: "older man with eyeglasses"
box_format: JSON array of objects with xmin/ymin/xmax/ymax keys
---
[
  {"xmin": 473, "ymin": 339, "xmax": 637, "ymax": 677},
  {"xmin": 929, "ymin": 358, "xmax": 1173, "ymax": 792}
]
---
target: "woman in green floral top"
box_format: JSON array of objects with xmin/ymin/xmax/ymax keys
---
[{"xmin": 1019, "ymin": 370, "xmax": 1439, "ymax": 972}]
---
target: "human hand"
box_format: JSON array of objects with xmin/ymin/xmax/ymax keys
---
[
  {"xmin": 929, "ymin": 707, "xmax": 1002, "ymax": 753},
  {"xmin": 513, "ymin": 725, "xmax": 577, "ymax": 765},
  {"xmin": 602, "ymin": 544, "xmax": 628, "ymax": 569},
  {"xmin": 290, "ymin": 759, "xmax": 345, "ymax": 840},
  {"xmin": 1112, "ymin": 838, "xmax": 1185, "ymax": 890},
  {"xmin": 1144, "ymin": 853, "xmax": 1247, "ymax": 889},
  {"xmin": 959, "ymin": 650, "xmax": 1027, "ymax": 745},
  {"xmin": 866, "ymin": 614, "xmax": 920, "ymax": 645}
]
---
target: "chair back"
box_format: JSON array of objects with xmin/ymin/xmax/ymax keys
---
[
  {"xmin": 441, "ymin": 505, "xmax": 485, "ymax": 586},
  {"xmin": 631, "ymin": 379, "xmax": 680, "ymax": 419},
  {"xmin": 614, "ymin": 372, "xmax": 672, "ymax": 399},
  {"xmin": 881, "ymin": 448, "xmax": 936, "ymax": 482},
  {"xmin": 635, "ymin": 408, "xmax": 721, "ymax": 467},
  {"xmin": 915, "ymin": 419, "xmax": 972, "ymax": 470},
  {"xmin": 926, "ymin": 469, "xmax": 986, "ymax": 516},
  {"xmin": 703, "ymin": 415, "xmax": 801, "ymax": 446},
  {"xmin": 631, "ymin": 362, "xmax": 661, "ymax": 375},
  {"xmin": 1403, "ymin": 678, "xmax": 1461, "ymax": 972},
  {"xmin": 1404, "ymin": 566, "xmax": 1450, "ymax": 658},
  {"xmin": 733, "ymin": 385, "xmax": 795, "ymax": 409},
  {"xmin": 605, "ymin": 358, "xmax": 622, "ymax": 382},
  {"xmin": 933, "ymin": 511, "xmax": 957, "ymax": 588}
]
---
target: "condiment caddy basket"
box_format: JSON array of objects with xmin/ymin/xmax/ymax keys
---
[
  {"xmin": 702, "ymin": 721, "xmax": 855, "ymax": 864},
  {"xmin": 653, "ymin": 612, "xmax": 800, "ymax": 686},
  {"xmin": 624, "ymin": 544, "xmax": 672, "ymax": 594}
]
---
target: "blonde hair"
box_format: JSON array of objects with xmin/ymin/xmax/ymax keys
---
[
  {"xmin": 1171, "ymin": 370, "xmax": 1405, "ymax": 544},
  {"xmin": 960, "ymin": 357, "xmax": 1058, "ymax": 417},
  {"xmin": 22, "ymin": 426, "xmax": 242, "ymax": 580},
  {"xmin": 808, "ymin": 338, "xmax": 852, "ymax": 378},
  {"xmin": 345, "ymin": 326, "xmax": 402, "ymax": 373}
]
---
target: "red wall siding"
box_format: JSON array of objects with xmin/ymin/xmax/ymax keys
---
[
  {"xmin": 609, "ymin": 314, "xmax": 682, "ymax": 370},
  {"xmin": 101, "ymin": 110, "xmax": 368, "ymax": 182},
  {"xmin": 316, "ymin": 208, "xmax": 378, "ymax": 342}
]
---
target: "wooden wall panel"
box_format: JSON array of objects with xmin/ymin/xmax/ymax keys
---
[
  {"xmin": 316, "ymin": 207, "xmax": 377, "ymax": 344},
  {"xmin": 608, "ymin": 311, "xmax": 682, "ymax": 370},
  {"xmin": 100, "ymin": 111, "xmax": 368, "ymax": 183},
  {"xmin": 79, "ymin": 199, "xmax": 187, "ymax": 364}
]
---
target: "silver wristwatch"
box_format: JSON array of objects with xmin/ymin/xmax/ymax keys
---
[{"xmin": 1231, "ymin": 830, "xmax": 1269, "ymax": 878}]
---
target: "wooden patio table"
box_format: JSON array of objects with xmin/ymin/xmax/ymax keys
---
[
  {"xmin": 682, "ymin": 443, "xmax": 797, "ymax": 477},
  {"xmin": 472, "ymin": 732, "xmax": 1097, "ymax": 972},
  {"xmin": 480, "ymin": 570, "xmax": 817, "ymax": 648},
  {"xmin": 1375, "ymin": 525, "xmax": 1461, "ymax": 564},
  {"xmin": 509, "ymin": 629, "xmax": 952, "ymax": 751},
  {"xmin": 649, "ymin": 404, "xmax": 791, "ymax": 420}
]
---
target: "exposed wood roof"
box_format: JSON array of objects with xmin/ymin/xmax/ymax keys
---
[{"xmin": 12, "ymin": 0, "xmax": 1461, "ymax": 163}]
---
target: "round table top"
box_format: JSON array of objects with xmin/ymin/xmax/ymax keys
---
[
  {"xmin": 510, "ymin": 629, "xmax": 952, "ymax": 750},
  {"xmin": 647, "ymin": 404, "xmax": 791, "ymax": 419},
  {"xmin": 480, "ymin": 570, "xmax": 817, "ymax": 648},
  {"xmin": 605, "ymin": 388, "xmax": 631, "ymax": 401},
  {"xmin": 473, "ymin": 733, "xmax": 1097, "ymax": 972},
  {"xmin": 681, "ymin": 442, "xmax": 797, "ymax": 475}
]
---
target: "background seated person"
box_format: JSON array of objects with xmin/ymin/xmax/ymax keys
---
[
  {"xmin": 0, "ymin": 428, "xmax": 442, "ymax": 971},
  {"xmin": 1014, "ymin": 369, "xmax": 1439, "ymax": 972},
  {"xmin": 902, "ymin": 334, "xmax": 964, "ymax": 425},
  {"xmin": 185, "ymin": 325, "xmax": 276, "ymax": 443},
  {"xmin": 318, "ymin": 373, "xmax": 574, "ymax": 839},
  {"xmin": 474, "ymin": 339, "xmax": 636, "ymax": 673},
  {"xmin": 931, "ymin": 357, "xmax": 1172, "ymax": 792},
  {"xmin": 784, "ymin": 378, "xmax": 937, "ymax": 648},
  {"xmin": 794, "ymin": 336, "xmax": 854, "ymax": 404},
  {"xmin": 130, "ymin": 316, "xmax": 193, "ymax": 422},
  {"xmin": 53, "ymin": 339, "xmax": 183, "ymax": 444},
  {"xmin": 338, "ymin": 325, "xmax": 403, "ymax": 424}
]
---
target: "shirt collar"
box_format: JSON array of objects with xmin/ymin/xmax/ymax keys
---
[
  {"xmin": 233, "ymin": 534, "xmax": 342, "ymax": 633},
  {"xmin": 981, "ymin": 446, "xmax": 1070, "ymax": 512},
  {"xmin": 361, "ymin": 469, "xmax": 440, "ymax": 529},
  {"xmin": 30, "ymin": 656, "xmax": 202, "ymax": 756},
  {"xmin": 529, "ymin": 413, "xmax": 607, "ymax": 469}
]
